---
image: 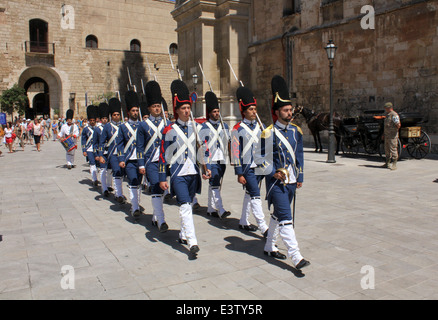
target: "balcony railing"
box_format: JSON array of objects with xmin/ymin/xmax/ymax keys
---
[{"xmin": 24, "ymin": 41, "xmax": 55, "ymax": 55}]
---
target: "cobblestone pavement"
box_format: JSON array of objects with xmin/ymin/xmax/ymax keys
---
[{"xmin": 0, "ymin": 138, "xmax": 437, "ymax": 300}]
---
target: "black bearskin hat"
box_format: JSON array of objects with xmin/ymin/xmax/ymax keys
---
[
  {"xmin": 98, "ymin": 102, "xmax": 110, "ymax": 119},
  {"xmin": 205, "ymin": 91, "xmax": 219, "ymax": 120},
  {"xmin": 125, "ymin": 90, "xmax": 139, "ymax": 111},
  {"xmin": 171, "ymin": 80, "xmax": 191, "ymax": 120},
  {"xmin": 236, "ymin": 86, "xmax": 256, "ymax": 118},
  {"xmin": 145, "ymin": 81, "xmax": 162, "ymax": 108},
  {"xmin": 87, "ymin": 105, "xmax": 98, "ymax": 120}
]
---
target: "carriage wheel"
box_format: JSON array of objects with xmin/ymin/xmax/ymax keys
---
[
  {"xmin": 379, "ymin": 138, "xmax": 402, "ymax": 160},
  {"xmin": 405, "ymin": 131, "xmax": 431, "ymax": 159},
  {"xmin": 341, "ymin": 137, "xmax": 359, "ymax": 155}
]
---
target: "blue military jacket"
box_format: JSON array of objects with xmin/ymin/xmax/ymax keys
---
[
  {"xmin": 81, "ymin": 125, "xmax": 98, "ymax": 154},
  {"xmin": 200, "ymin": 119, "xmax": 230, "ymax": 170},
  {"xmin": 137, "ymin": 116, "xmax": 166, "ymax": 168},
  {"xmin": 158, "ymin": 119, "xmax": 202, "ymax": 188},
  {"xmin": 231, "ymin": 118, "xmax": 265, "ymax": 176},
  {"xmin": 98, "ymin": 121, "xmax": 120, "ymax": 158},
  {"xmin": 116, "ymin": 120, "xmax": 141, "ymax": 163}
]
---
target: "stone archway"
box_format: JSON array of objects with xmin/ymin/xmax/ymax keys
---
[{"xmin": 18, "ymin": 66, "xmax": 62, "ymax": 118}]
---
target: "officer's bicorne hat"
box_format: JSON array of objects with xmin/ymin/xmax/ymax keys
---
[
  {"xmin": 125, "ymin": 90, "xmax": 139, "ymax": 112},
  {"xmin": 205, "ymin": 91, "xmax": 219, "ymax": 120},
  {"xmin": 66, "ymin": 109, "xmax": 74, "ymax": 121},
  {"xmin": 145, "ymin": 81, "xmax": 162, "ymax": 108},
  {"xmin": 271, "ymin": 75, "xmax": 292, "ymax": 122},
  {"xmin": 98, "ymin": 102, "xmax": 110, "ymax": 119},
  {"xmin": 87, "ymin": 105, "xmax": 98, "ymax": 120},
  {"xmin": 108, "ymin": 98, "xmax": 121, "ymax": 115},
  {"xmin": 171, "ymin": 80, "xmax": 191, "ymax": 120},
  {"xmin": 140, "ymin": 101, "xmax": 150, "ymax": 118},
  {"xmin": 236, "ymin": 86, "xmax": 256, "ymax": 118}
]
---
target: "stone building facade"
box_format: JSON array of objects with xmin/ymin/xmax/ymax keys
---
[
  {"xmin": 0, "ymin": 0, "xmax": 178, "ymax": 119},
  {"xmin": 172, "ymin": 0, "xmax": 438, "ymax": 151}
]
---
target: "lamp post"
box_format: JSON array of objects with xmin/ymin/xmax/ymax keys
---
[
  {"xmin": 192, "ymin": 73, "xmax": 198, "ymax": 116},
  {"xmin": 325, "ymin": 39, "xmax": 337, "ymax": 163}
]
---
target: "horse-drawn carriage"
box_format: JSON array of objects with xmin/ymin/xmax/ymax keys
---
[
  {"xmin": 340, "ymin": 110, "xmax": 431, "ymax": 159},
  {"xmin": 293, "ymin": 106, "xmax": 431, "ymax": 159}
]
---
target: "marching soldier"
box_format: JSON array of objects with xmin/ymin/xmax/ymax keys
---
[
  {"xmin": 82, "ymin": 105, "xmax": 100, "ymax": 186},
  {"xmin": 231, "ymin": 87, "xmax": 269, "ymax": 237},
  {"xmin": 97, "ymin": 102, "xmax": 114, "ymax": 197},
  {"xmin": 200, "ymin": 91, "xmax": 231, "ymax": 219},
  {"xmin": 138, "ymin": 80, "xmax": 169, "ymax": 232},
  {"xmin": 383, "ymin": 102, "xmax": 401, "ymax": 170},
  {"xmin": 99, "ymin": 98, "xmax": 126, "ymax": 203},
  {"xmin": 116, "ymin": 91, "xmax": 143, "ymax": 219},
  {"xmin": 58, "ymin": 109, "xmax": 79, "ymax": 170},
  {"xmin": 158, "ymin": 80, "xmax": 210, "ymax": 257},
  {"xmin": 256, "ymin": 75, "xmax": 309, "ymax": 270}
]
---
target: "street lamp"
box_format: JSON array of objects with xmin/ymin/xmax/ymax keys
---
[{"xmin": 325, "ymin": 39, "xmax": 337, "ymax": 163}]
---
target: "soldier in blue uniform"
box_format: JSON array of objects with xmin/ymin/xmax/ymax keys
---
[
  {"xmin": 138, "ymin": 80, "xmax": 169, "ymax": 232},
  {"xmin": 231, "ymin": 87, "xmax": 269, "ymax": 237},
  {"xmin": 200, "ymin": 91, "xmax": 231, "ymax": 219},
  {"xmin": 159, "ymin": 80, "xmax": 210, "ymax": 257},
  {"xmin": 97, "ymin": 102, "xmax": 114, "ymax": 197},
  {"xmin": 116, "ymin": 91, "xmax": 143, "ymax": 219},
  {"xmin": 256, "ymin": 75, "xmax": 310, "ymax": 270},
  {"xmin": 82, "ymin": 105, "xmax": 100, "ymax": 186},
  {"xmin": 99, "ymin": 98, "xmax": 126, "ymax": 203}
]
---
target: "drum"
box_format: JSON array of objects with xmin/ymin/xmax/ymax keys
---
[{"xmin": 61, "ymin": 135, "xmax": 77, "ymax": 152}]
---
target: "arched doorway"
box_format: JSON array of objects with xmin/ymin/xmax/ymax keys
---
[
  {"xmin": 18, "ymin": 67, "xmax": 62, "ymax": 119},
  {"xmin": 33, "ymin": 93, "xmax": 50, "ymax": 115}
]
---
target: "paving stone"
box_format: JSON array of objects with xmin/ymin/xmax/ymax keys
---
[{"xmin": 1, "ymin": 140, "xmax": 437, "ymax": 300}]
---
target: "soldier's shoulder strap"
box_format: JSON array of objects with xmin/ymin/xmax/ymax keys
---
[
  {"xmin": 290, "ymin": 123, "xmax": 303, "ymax": 135},
  {"xmin": 261, "ymin": 124, "xmax": 274, "ymax": 139}
]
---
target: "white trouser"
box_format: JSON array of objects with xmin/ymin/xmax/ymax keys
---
[
  {"xmin": 179, "ymin": 203, "xmax": 197, "ymax": 247},
  {"xmin": 128, "ymin": 185, "xmax": 141, "ymax": 213},
  {"xmin": 151, "ymin": 195, "xmax": 166, "ymax": 225},
  {"xmin": 66, "ymin": 150, "xmax": 75, "ymax": 166},
  {"xmin": 239, "ymin": 193, "xmax": 252, "ymax": 225},
  {"xmin": 90, "ymin": 164, "xmax": 98, "ymax": 182},
  {"xmin": 114, "ymin": 177, "xmax": 123, "ymax": 198},
  {"xmin": 264, "ymin": 217, "xmax": 280, "ymax": 253},
  {"xmin": 207, "ymin": 186, "xmax": 226, "ymax": 215},
  {"xmin": 100, "ymin": 168, "xmax": 112, "ymax": 192},
  {"xmin": 279, "ymin": 220, "xmax": 303, "ymax": 267},
  {"xmin": 251, "ymin": 198, "xmax": 268, "ymax": 233}
]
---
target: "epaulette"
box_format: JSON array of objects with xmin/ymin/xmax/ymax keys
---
[
  {"xmin": 291, "ymin": 123, "xmax": 303, "ymax": 135},
  {"xmin": 233, "ymin": 122, "xmax": 242, "ymax": 131},
  {"xmin": 261, "ymin": 124, "xmax": 273, "ymax": 139},
  {"xmin": 162, "ymin": 123, "xmax": 174, "ymax": 135}
]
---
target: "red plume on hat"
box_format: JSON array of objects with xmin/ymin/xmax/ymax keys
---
[
  {"xmin": 236, "ymin": 86, "xmax": 257, "ymax": 119},
  {"xmin": 171, "ymin": 80, "xmax": 191, "ymax": 120}
]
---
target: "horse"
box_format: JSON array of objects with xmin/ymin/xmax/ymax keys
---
[{"xmin": 293, "ymin": 106, "xmax": 343, "ymax": 154}]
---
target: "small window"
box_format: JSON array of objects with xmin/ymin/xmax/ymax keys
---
[
  {"xmin": 86, "ymin": 35, "xmax": 98, "ymax": 49},
  {"xmin": 29, "ymin": 19, "xmax": 49, "ymax": 53},
  {"xmin": 130, "ymin": 39, "xmax": 141, "ymax": 52},
  {"xmin": 169, "ymin": 43, "xmax": 178, "ymax": 55},
  {"xmin": 283, "ymin": 0, "xmax": 301, "ymax": 17}
]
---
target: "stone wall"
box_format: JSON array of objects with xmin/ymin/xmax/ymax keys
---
[
  {"xmin": 248, "ymin": 0, "xmax": 438, "ymax": 152},
  {"xmin": 0, "ymin": 0, "xmax": 178, "ymax": 118}
]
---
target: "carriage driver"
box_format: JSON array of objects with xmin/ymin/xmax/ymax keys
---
[{"xmin": 382, "ymin": 102, "xmax": 401, "ymax": 170}]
